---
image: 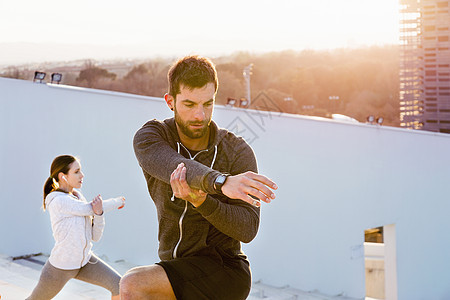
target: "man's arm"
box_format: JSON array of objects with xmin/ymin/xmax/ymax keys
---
[
  {"xmin": 171, "ymin": 166, "xmax": 261, "ymax": 243},
  {"xmin": 222, "ymin": 172, "xmax": 277, "ymax": 206},
  {"xmin": 171, "ymin": 141, "xmax": 277, "ymax": 243},
  {"xmin": 135, "ymin": 120, "xmax": 277, "ymax": 205},
  {"xmin": 133, "ymin": 120, "xmax": 220, "ymax": 194}
]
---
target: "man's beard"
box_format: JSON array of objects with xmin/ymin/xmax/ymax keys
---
[{"xmin": 175, "ymin": 111, "xmax": 210, "ymax": 139}]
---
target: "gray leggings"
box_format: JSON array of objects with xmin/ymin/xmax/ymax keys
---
[{"xmin": 26, "ymin": 254, "xmax": 121, "ymax": 299}]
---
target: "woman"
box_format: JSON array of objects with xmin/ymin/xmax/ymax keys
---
[{"xmin": 27, "ymin": 155, "xmax": 125, "ymax": 300}]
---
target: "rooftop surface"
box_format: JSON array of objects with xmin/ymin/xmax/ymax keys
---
[{"xmin": 0, "ymin": 253, "xmax": 361, "ymax": 300}]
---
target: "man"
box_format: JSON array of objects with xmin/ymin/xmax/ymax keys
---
[{"xmin": 121, "ymin": 55, "xmax": 277, "ymax": 300}]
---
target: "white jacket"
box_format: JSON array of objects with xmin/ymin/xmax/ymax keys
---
[{"xmin": 45, "ymin": 190, "xmax": 123, "ymax": 270}]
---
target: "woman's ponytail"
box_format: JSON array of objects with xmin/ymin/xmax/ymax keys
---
[
  {"xmin": 43, "ymin": 177, "xmax": 57, "ymax": 210},
  {"xmin": 42, "ymin": 155, "xmax": 77, "ymax": 210}
]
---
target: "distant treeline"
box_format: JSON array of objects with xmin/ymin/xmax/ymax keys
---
[{"xmin": 1, "ymin": 45, "xmax": 399, "ymax": 126}]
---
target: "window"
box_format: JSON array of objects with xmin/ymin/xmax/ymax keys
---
[{"xmin": 438, "ymin": 36, "xmax": 449, "ymax": 42}]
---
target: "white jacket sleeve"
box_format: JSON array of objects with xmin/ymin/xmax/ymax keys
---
[
  {"xmin": 48, "ymin": 195, "xmax": 123, "ymax": 216},
  {"xmin": 92, "ymin": 215, "xmax": 105, "ymax": 242},
  {"xmin": 102, "ymin": 197, "xmax": 124, "ymax": 212},
  {"xmin": 49, "ymin": 195, "xmax": 94, "ymax": 216}
]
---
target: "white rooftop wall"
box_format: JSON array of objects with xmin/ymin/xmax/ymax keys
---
[{"xmin": 1, "ymin": 77, "xmax": 450, "ymax": 299}]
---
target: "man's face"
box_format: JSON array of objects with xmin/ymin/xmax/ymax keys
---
[{"xmin": 173, "ymin": 83, "xmax": 215, "ymax": 140}]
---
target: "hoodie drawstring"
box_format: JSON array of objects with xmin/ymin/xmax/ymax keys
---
[{"xmin": 172, "ymin": 142, "xmax": 217, "ymax": 258}]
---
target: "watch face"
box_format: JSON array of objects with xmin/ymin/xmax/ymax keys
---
[
  {"xmin": 217, "ymin": 175, "xmax": 226, "ymax": 184},
  {"xmin": 214, "ymin": 175, "xmax": 227, "ymax": 193}
]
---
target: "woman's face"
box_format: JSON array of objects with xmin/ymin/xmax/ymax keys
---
[{"xmin": 63, "ymin": 160, "xmax": 84, "ymax": 190}]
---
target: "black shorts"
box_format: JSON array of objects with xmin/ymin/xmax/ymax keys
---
[{"xmin": 157, "ymin": 256, "xmax": 251, "ymax": 300}]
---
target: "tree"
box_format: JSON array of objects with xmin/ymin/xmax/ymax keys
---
[
  {"xmin": 120, "ymin": 60, "xmax": 169, "ymax": 97},
  {"xmin": 76, "ymin": 60, "xmax": 117, "ymax": 88},
  {"xmin": 215, "ymin": 70, "xmax": 244, "ymax": 106},
  {"xmin": 1, "ymin": 66, "xmax": 26, "ymax": 80}
]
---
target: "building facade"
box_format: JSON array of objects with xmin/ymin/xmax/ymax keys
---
[{"xmin": 400, "ymin": 0, "xmax": 450, "ymax": 133}]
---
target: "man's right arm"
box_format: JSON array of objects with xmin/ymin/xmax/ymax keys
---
[{"xmin": 133, "ymin": 120, "xmax": 221, "ymax": 193}]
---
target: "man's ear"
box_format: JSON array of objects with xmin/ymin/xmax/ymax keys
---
[{"xmin": 164, "ymin": 93, "xmax": 174, "ymax": 111}]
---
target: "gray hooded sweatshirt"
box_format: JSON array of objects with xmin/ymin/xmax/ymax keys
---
[{"xmin": 133, "ymin": 117, "xmax": 260, "ymax": 262}]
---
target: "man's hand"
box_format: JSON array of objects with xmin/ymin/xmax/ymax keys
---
[
  {"xmin": 171, "ymin": 163, "xmax": 207, "ymax": 207},
  {"xmin": 221, "ymin": 171, "xmax": 278, "ymax": 207}
]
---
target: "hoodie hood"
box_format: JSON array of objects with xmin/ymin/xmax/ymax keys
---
[{"xmin": 45, "ymin": 191, "xmax": 66, "ymax": 207}]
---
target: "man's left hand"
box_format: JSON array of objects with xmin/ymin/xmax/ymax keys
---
[{"xmin": 170, "ymin": 163, "xmax": 207, "ymax": 207}]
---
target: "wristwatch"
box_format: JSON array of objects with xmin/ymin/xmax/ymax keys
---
[{"xmin": 213, "ymin": 174, "xmax": 229, "ymax": 194}]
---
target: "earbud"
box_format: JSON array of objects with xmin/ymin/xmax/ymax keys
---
[{"xmin": 62, "ymin": 175, "xmax": 67, "ymax": 181}]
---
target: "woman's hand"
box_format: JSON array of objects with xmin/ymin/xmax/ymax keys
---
[
  {"xmin": 92, "ymin": 194, "xmax": 104, "ymax": 215},
  {"xmin": 118, "ymin": 196, "xmax": 125, "ymax": 209}
]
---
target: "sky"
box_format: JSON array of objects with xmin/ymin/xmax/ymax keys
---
[{"xmin": 0, "ymin": 0, "xmax": 400, "ymax": 65}]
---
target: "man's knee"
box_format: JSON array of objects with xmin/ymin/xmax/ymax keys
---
[
  {"xmin": 120, "ymin": 265, "xmax": 171, "ymax": 298},
  {"xmin": 120, "ymin": 267, "xmax": 145, "ymax": 297}
]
